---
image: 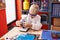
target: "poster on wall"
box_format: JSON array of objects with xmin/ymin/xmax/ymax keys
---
[
  {"xmin": 5, "ymin": 0, "xmax": 16, "ymax": 24},
  {"xmin": 40, "ymin": 0, "xmax": 49, "ymax": 12},
  {"xmin": 0, "ymin": 0, "xmax": 5, "ymax": 9}
]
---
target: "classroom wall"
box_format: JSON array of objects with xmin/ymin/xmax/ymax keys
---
[
  {"xmin": 0, "ymin": 9, "xmax": 8, "ymax": 37},
  {"xmin": 10, "ymin": 0, "xmax": 22, "ymax": 26},
  {"xmin": 0, "ymin": 0, "xmax": 22, "ymax": 37},
  {"xmin": 16, "ymin": 0, "xmax": 22, "ymax": 20}
]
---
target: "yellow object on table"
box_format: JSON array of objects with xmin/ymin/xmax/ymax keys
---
[{"xmin": 23, "ymin": 0, "xmax": 30, "ymax": 10}]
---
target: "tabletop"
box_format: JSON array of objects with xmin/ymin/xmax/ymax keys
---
[{"xmin": 1, "ymin": 27, "xmax": 43, "ymax": 39}]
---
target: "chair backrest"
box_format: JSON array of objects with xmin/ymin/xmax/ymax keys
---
[
  {"xmin": 40, "ymin": 14, "xmax": 48, "ymax": 30},
  {"xmin": 41, "ymin": 14, "xmax": 48, "ymax": 24}
]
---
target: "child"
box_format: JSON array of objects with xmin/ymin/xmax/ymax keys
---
[{"xmin": 16, "ymin": 3, "xmax": 42, "ymax": 30}]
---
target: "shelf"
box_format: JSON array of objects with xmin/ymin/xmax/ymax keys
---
[{"xmin": 51, "ymin": 16, "xmax": 60, "ymax": 18}]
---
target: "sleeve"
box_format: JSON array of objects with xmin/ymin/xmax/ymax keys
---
[
  {"xmin": 20, "ymin": 14, "xmax": 31, "ymax": 24},
  {"xmin": 31, "ymin": 15, "xmax": 42, "ymax": 30},
  {"xmin": 19, "ymin": 16, "xmax": 27, "ymax": 24},
  {"xmin": 16, "ymin": 16, "xmax": 27, "ymax": 26}
]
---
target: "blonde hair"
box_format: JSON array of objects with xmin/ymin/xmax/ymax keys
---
[{"xmin": 29, "ymin": 4, "xmax": 39, "ymax": 14}]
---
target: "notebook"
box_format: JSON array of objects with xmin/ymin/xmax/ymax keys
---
[{"xmin": 19, "ymin": 27, "xmax": 29, "ymax": 32}]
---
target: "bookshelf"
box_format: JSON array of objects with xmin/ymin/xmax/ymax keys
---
[
  {"xmin": 51, "ymin": 3, "xmax": 60, "ymax": 17},
  {"xmin": 50, "ymin": 2, "xmax": 60, "ymax": 31}
]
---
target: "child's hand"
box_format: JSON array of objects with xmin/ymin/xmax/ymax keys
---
[
  {"xmin": 23, "ymin": 23, "xmax": 32, "ymax": 28},
  {"xmin": 26, "ymin": 24, "xmax": 32, "ymax": 28},
  {"xmin": 16, "ymin": 20, "xmax": 22, "ymax": 27}
]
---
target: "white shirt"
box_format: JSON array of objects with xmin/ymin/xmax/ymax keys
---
[{"xmin": 20, "ymin": 14, "xmax": 42, "ymax": 30}]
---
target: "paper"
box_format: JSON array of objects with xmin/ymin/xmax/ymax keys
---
[{"xmin": 19, "ymin": 27, "xmax": 29, "ymax": 32}]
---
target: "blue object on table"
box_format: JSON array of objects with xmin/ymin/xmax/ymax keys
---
[
  {"xmin": 16, "ymin": 34, "xmax": 35, "ymax": 40},
  {"xmin": 42, "ymin": 30, "xmax": 53, "ymax": 40},
  {"xmin": 42, "ymin": 30, "xmax": 60, "ymax": 40}
]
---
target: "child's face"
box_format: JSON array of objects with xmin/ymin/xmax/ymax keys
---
[
  {"xmin": 29, "ymin": 8, "xmax": 37, "ymax": 17},
  {"xmin": 29, "ymin": 7, "xmax": 38, "ymax": 14},
  {"xmin": 29, "ymin": 4, "xmax": 39, "ymax": 18}
]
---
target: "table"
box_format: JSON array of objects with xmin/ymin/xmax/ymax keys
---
[
  {"xmin": 1, "ymin": 27, "xmax": 43, "ymax": 39},
  {"xmin": 1, "ymin": 27, "xmax": 60, "ymax": 40}
]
